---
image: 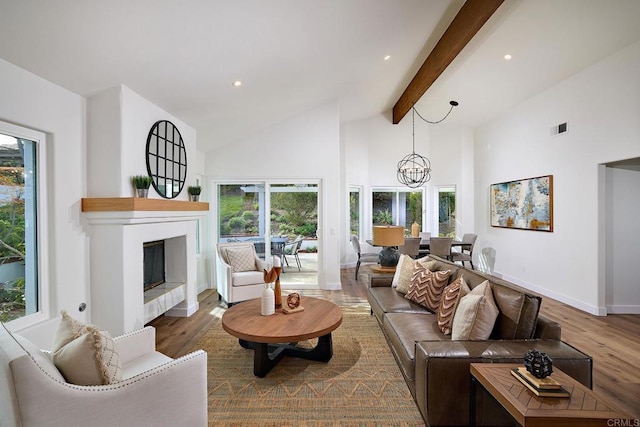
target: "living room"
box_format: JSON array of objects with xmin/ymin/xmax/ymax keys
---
[{"xmin": 1, "ymin": 0, "xmax": 639, "ymax": 425}]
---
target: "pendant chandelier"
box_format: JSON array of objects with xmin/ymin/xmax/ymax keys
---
[{"xmin": 396, "ymin": 101, "xmax": 458, "ymax": 188}]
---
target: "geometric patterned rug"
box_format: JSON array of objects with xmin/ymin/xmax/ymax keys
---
[{"xmin": 192, "ymin": 306, "xmax": 425, "ymax": 426}]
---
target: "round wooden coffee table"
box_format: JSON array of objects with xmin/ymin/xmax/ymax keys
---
[{"xmin": 222, "ymin": 296, "xmax": 342, "ymax": 377}]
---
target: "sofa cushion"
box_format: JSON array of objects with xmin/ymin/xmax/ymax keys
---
[
  {"xmin": 436, "ymin": 276, "xmax": 471, "ymax": 335},
  {"xmin": 405, "ymin": 265, "xmax": 451, "ymax": 312},
  {"xmin": 232, "ymin": 270, "xmax": 265, "ymax": 286},
  {"xmin": 368, "ymin": 287, "xmax": 428, "ymax": 323},
  {"xmin": 451, "ymin": 281, "xmax": 499, "ymax": 340},
  {"xmin": 224, "ymin": 246, "xmax": 257, "ymax": 272},
  {"xmin": 447, "ymin": 260, "xmax": 542, "ymax": 340},
  {"xmin": 382, "ymin": 312, "xmax": 446, "ymax": 383}
]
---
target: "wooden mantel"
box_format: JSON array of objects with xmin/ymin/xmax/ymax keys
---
[{"xmin": 81, "ymin": 197, "xmax": 209, "ymax": 212}]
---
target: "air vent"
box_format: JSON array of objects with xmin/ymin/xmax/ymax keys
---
[{"xmin": 551, "ymin": 122, "xmax": 568, "ymax": 136}]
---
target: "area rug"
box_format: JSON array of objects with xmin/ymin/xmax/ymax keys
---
[{"xmin": 192, "ymin": 306, "xmax": 425, "ymax": 426}]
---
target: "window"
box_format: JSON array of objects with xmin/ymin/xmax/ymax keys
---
[
  {"xmin": 371, "ymin": 187, "xmax": 424, "ymax": 232},
  {"xmin": 348, "ymin": 186, "xmax": 362, "ymax": 239},
  {"xmin": 0, "ymin": 121, "xmax": 48, "ymax": 327},
  {"xmin": 438, "ymin": 186, "xmax": 456, "ymax": 237}
]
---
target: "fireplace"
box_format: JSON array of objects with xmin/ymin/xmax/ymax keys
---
[{"xmin": 144, "ymin": 240, "xmax": 165, "ymax": 291}]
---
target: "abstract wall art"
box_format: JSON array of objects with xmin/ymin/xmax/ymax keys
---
[{"xmin": 490, "ymin": 175, "xmax": 553, "ymax": 232}]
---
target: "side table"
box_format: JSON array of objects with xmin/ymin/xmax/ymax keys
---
[{"xmin": 470, "ymin": 363, "xmax": 635, "ymax": 427}]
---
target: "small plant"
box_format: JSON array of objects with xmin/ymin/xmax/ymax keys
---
[
  {"xmin": 188, "ymin": 185, "xmax": 202, "ymax": 196},
  {"xmin": 374, "ymin": 209, "xmax": 393, "ymax": 225},
  {"xmin": 131, "ymin": 175, "xmax": 152, "ymax": 189}
]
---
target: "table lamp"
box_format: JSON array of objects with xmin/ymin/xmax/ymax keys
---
[{"xmin": 373, "ymin": 225, "xmax": 405, "ymax": 267}]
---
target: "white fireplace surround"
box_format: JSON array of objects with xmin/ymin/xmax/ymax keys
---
[{"xmin": 83, "ymin": 209, "xmax": 205, "ymax": 336}]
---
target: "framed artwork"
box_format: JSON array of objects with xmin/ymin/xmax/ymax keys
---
[{"xmin": 490, "ymin": 175, "xmax": 553, "ymax": 232}]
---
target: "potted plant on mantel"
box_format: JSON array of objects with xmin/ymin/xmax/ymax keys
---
[
  {"xmin": 188, "ymin": 185, "xmax": 202, "ymax": 202},
  {"xmin": 131, "ymin": 175, "xmax": 153, "ymax": 198}
]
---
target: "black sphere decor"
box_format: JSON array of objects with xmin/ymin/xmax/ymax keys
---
[{"xmin": 524, "ymin": 349, "xmax": 553, "ymax": 379}]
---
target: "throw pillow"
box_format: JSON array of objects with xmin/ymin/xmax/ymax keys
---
[
  {"xmin": 51, "ymin": 310, "xmax": 122, "ymax": 386},
  {"xmin": 391, "ymin": 254, "xmax": 408, "ymax": 288},
  {"xmin": 52, "ymin": 310, "xmax": 89, "ymax": 352},
  {"xmin": 225, "ymin": 246, "xmax": 257, "ymax": 272},
  {"xmin": 395, "ymin": 255, "xmax": 416, "ymax": 294},
  {"xmin": 451, "ymin": 280, "xmax": 499, "ymax": 340},
  {"xmin": 53, "ymin": 326, "xmax": 122, "ymax": 386},
  {"xmin": 405, "ymin": 264, "xmax": 452, "ymax": 312},
  {"xmin": 436, "ymin": 275, "xmax": 471, "ymax": 335}
]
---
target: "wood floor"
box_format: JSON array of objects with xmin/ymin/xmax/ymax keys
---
[{"xmin": 149, "ymin": 266, "xmax": 640, "ymax": 420}]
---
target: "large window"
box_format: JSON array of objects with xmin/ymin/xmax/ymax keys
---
[
  {"xmin": 349, "ymin": 186, "xmax": 362, "ymax": 239},
  {"xmin": 438, "ymin": 186, "xmax": 456, "ymax": 237},
  {"xmin": 371, "ymin": 187, "xmax": 424, "ymax": 232},
  {"xmin": 0, "ymin": 121, "xmax": 47, "ymax": 326}
]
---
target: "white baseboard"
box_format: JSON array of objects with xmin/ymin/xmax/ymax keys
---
[
  {"xmin": 606, "ymin": 305, "xmax": 640, "ymax": 314},
  {"xmin": 494, "ymin": 271, "xmax": 607, "ymax": 316},
  {"xmin": 166, "ymin": 301, "xmax": 199, "ymax": 318}
]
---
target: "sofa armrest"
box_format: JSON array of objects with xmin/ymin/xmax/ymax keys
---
[
  {"xmin": 113, "ymin": 326, "xmax": 156, "ymax": 365},
  {"xmin": 533, "ymin": 314, "xmax": 561, "ymax": 340},
  {"xmin": 368, "ymin": 274, "xmax": 393, "ymax": 288},
  {"xmin": 11, "ymin": 349, "xmax": 208, "ymax": 427},
  {"xmin": 414, "ymin": 339, "xmax": 592, "ymax": 426}
]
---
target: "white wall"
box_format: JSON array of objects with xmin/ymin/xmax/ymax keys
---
[
  {"xmin": 0, "ymin": 58, "xmax": 88, "ymax": 347},
  {"xmin": 88, "ymin": 85, "xmax": 198, "ymax": 199},
  {"xmin": 605, "ymin": 166, "xmax": 640, "ymax": 313},
  {"xmin": 340, "ymin": 112, "xmax": 476, "ymax": 267},
  {"xmin": 474, "ymin": 40, "xmax": 640, "ymax": 315},
  {"xmin": 205, "ymin": 102, "xmax": 341, "ymax": 289}
]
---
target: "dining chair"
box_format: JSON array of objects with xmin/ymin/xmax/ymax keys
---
[
  {"xmin": 350, "ymin": 235, "xmax": 379, "ymax": 280},
  {"xmin": 418, "ymin": 232, "xmax": 432, "ymax": 257},
  {"xmin": 429, "ymin": 237, "xmax": 453, "ymax": 261},
  {"xmin": 451, "ymin": 233, "xmax": 478, "ymax": 269},
  {"xmin": 399, "ymin": 237, "xmax": 421, "ymax": 259}
]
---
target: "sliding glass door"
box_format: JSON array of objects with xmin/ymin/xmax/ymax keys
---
[{"xmin": 217, "ymin": 181, "xmax": 319, "ymax": 287}]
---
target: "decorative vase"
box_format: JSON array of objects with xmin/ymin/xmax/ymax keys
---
[
  {"xmin": 136, "ymin": 188, "xmax": 149, "ymax": 198},
  {"xmin": 411, "ymin": 222, "xmax": 420, "ymax": 237},
  {"xmin": 261, "ymin": 284, "xmax": 275, "ymax": 316},
  {"xmin": 273, "ymin": 266, "xmax": 282, "ymax": 309},
  {"xmin": 189, "ymin": 194, "xmax": 199, "ymax": 202}
]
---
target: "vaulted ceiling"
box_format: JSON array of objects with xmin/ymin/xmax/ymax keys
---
[{"xmin": 1, "ymin": 0, "xmax": 640, "ymax": 153}]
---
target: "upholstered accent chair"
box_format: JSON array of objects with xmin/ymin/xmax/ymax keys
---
[
  {"xmin": 216, "ymin": 241, "xmax": 270, "ymax": 305},
  {"xmin": 451, "ymin": 233, "xmax": 478, "ymax": 269},
  {"xmin": 0, "ymin": 322, "xmax": 207, "ymax": 427},
  {"xmin": 350, "ymin": 235, "xmax": 378, "ymax": 280}
]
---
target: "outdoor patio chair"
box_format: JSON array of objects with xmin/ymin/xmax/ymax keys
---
[{"xmin": 284, "ymin": 236, "xmax": 304, "ymax": 271}]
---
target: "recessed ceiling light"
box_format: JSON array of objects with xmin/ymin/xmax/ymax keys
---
[
  {"xmin": 232, "ymin": 80, "xmax": 242, "ymax": 87},
  {"xmin": 504, "ymin": 54, "xmax": 512, "ymax": 60},
  {"xmin": 384, "ymin": 55, "xmax": 391, "ymax": 61}
]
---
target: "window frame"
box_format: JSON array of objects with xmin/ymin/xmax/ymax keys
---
[
  {"xmin": 1, "ymin": 120, "xmax": 50, "ymax": 330},
  {"xmin": 370, "ymin": 186, "xmax": 425, "ymax": 234}
]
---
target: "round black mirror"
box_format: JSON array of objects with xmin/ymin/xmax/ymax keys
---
[{"xmin": 145, "ymin": 120, "xmax": 187, "ymax": 199}]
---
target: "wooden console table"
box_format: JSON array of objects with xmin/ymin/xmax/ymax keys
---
[{"xmin": 470, "ymin": 363, "xmax": 634, "ymax": 427}]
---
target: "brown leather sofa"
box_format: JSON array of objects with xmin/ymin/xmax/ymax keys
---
[{"xmin": 368, "ymin": 256, "xmax": 593, "ymax": 426}]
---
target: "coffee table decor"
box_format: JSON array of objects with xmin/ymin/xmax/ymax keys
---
[
  {"xmin": 261, "ymin": 269, "xmax": 278, "ymax": 316},
  {"xmin": 282, "ymin": 292, "xmax": 304, "ymax": 314},
  {"xmin": 523, "ymin": 349, "xmax": 553, "ymax": 378}
]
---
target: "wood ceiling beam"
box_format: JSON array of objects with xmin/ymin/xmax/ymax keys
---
[{"xmin": 392, "ymin": 0, "xmax": 504, "ymax": 124}]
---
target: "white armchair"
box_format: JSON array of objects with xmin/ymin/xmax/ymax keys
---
[
  {"xmin": 216, "ymin": 241, "xmax": 269, "ymax": 306},
  {"xmin": 0, "ymin": 322, "xmax": 207, "ymax": 427}
]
